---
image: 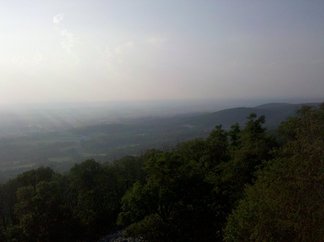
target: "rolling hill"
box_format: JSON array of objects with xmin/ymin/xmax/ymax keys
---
[{"xmin": 0, "ymin": 102, "xmax": 319, "ymax": 182}]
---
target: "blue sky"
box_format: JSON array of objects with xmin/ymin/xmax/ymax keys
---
[{"xmin": 0, "ymin": 0, "xmax": 323, "ymax": 104}]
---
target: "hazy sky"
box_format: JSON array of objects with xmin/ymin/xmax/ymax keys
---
[{"xmin": 0, "ymin": 0, "xmax": 323, "ymax": 104}]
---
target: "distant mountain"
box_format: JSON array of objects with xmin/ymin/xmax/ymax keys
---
[
  {"xmin": 0, "ymin": 102, "xmax": 320, "ymax": 182},
  {"xmin": 182, "ymin": 102, "xmax": 314, "ymax": 130}
]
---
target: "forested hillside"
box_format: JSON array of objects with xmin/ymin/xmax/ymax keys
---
[
  {"xmin": 0, "ymin": 103, "xmax": 314, "ymax": 182},
  {"xmin": 0, "ymin": 104, "xmax": 323, "ymax": 241}
]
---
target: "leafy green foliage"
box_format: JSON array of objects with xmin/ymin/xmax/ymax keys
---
[
  {"xmin": 0, "ymin": 158, "xmax": 144, "ymax": 241},
  {"xmin": 119, "ymin": 149, "xmax": 218, "ymax": 242},
  {"xmin": 117, "ymin": 115, "xmax": 277, "ymax": 241},
  {"xmin": 224, "ymin": 105, "xmax": 324, "ymax": 241},
  {"xmin": 0, "ymin": 105, "xmax": 321, "ymax": 241}
]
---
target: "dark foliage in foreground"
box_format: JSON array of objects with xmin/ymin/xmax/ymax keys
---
[
  {"xmin": 0, "ymin": 105, "xmax": 323, "ymax": 241},
  {"xmin": 224, "ymin": 105, "xmax": 324, "ymax": 241}
]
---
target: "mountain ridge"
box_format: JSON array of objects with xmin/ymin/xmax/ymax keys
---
[{"xmin": 0, "ymin": 102, "xmax": 320, "ymax": 182}]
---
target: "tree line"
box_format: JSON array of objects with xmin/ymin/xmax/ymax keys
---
[{"xmin": 0, "ymin": 104, "xmax": 323, "ymax": 241}]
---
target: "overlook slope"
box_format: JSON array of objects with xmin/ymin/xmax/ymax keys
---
[{"xmin": 0, "ymin": 102, "xmax": 318, "ymax": 181}]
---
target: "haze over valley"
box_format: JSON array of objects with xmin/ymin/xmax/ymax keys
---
[{"xmin": 0, "ymin": 100, "xmax": 320, "ymax": 181}]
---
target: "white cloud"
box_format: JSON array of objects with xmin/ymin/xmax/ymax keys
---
[
  {"xmin": 103, "ymin": 41, "xmax": 135, "ymax": 66},
  {"xmin": 10, "ymin": 52, "xmax": 44, "ymax": 73},
  {"xmin": 52, "ymin": 14, "xmax": 77, "ymax": 56},
  {"xmin": 53, "ymin": 13, "xmax": 64, "ymax": 24},
  {"xmin": 60, "ymin": 29, "xmax": 75, "ymax": 54}
]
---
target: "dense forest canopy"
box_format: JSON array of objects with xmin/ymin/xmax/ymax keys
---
[{"xmin": 0, "ymin": 104, "xmax": 323, "ymax": 241}]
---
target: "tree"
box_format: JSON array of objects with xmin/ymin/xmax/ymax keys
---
[
  {"xmin": 219, "ymin": 113, "xmax": 277, "ymax": 207},
  {"xmin": 118, "ymin": 128, "xmax": 231, "ymax": 241},
  {"xmin": 224, "ymin": 105, "xmax": 324, "ymax": 241},
  {"xmin": 13, "ymin": 178, "xmax": 74, "ymax": 242}
]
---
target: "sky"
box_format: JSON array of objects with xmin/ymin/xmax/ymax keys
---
[{"xmin": 0, "ymin": 0, "xmax": 323, "ymax": 105}]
